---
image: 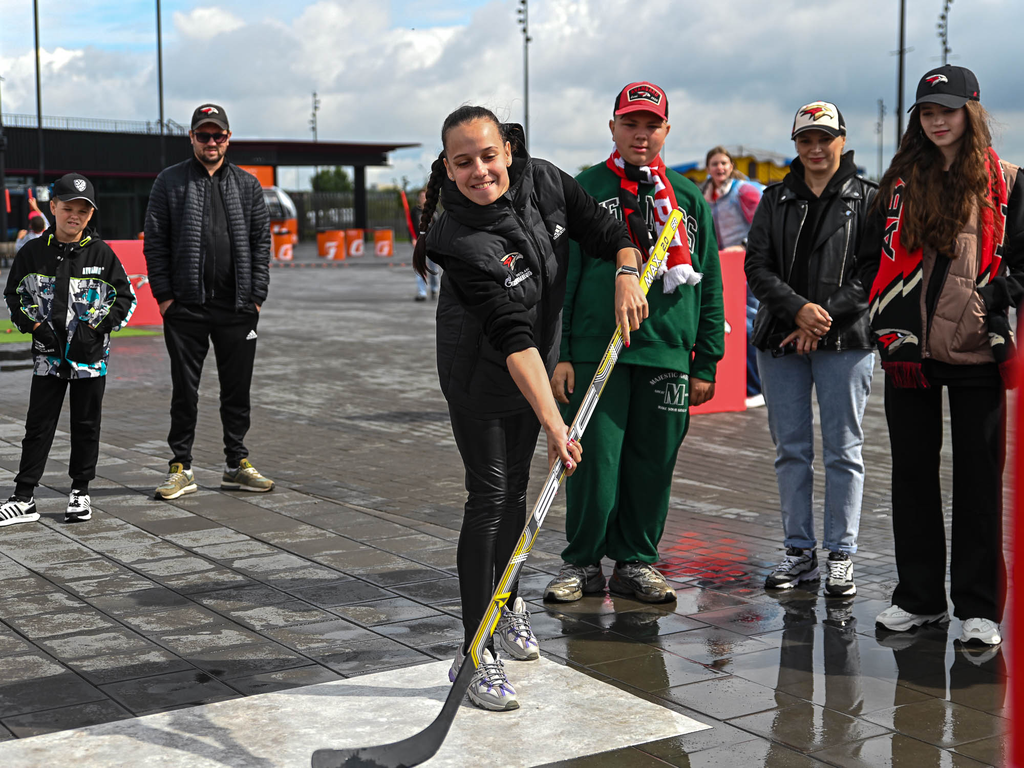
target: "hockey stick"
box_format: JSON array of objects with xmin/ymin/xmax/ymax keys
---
[{"xmin": 311, "ymin": 209, "xmax": 685, "ymax": 768}]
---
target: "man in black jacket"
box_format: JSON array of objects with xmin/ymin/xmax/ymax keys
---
[{"xmin": 144, "ymin": 103, "xmax": 274, "ymax": 500}]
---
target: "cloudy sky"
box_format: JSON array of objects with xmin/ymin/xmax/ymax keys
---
[{"xmin": 1, "ymin": 0, "xmax": 1022, "ymax": 189}]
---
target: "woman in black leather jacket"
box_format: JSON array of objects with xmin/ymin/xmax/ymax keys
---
[
  {"xmin": 744, "ymin": 101, "xmax": 877, "ymax": 599},
  {"xmin": 413, "ymin": 105, "xmax": 646, "ymax": 712}
]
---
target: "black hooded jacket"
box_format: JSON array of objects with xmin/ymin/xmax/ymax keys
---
[
  {"xmin": 745, "ymin": 151, "xmax": 878, "ymax": 351},
  {"xmin": 426, "ymin": 149, "xmax": 632, "ymax": 418}
]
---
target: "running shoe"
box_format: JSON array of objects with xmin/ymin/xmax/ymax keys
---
[
  {"xmin": 609, "ymin": 561, "xmax": 677, "ymax": 603},
  {"xmin": 543, "ymin": 562, "xmax": 605, "ymax": 602},
  {"xmin": 960, "ymin": 617, "xmax": 1001, "ymax": 646},
  {"xmin": 824, "ymin": 551, "xmax": 856, "ymax": 596},
  {"xmin": 221, "ymin": 459, "xmax": 274, "ymax": 492},
  {"xmin": 765, "ymin": 547, "xmax": 819, "ymax": 589},
  {"xmin": 494, "ymin": 596, "xmax": 540, "ymax": 660},
  {"xmin": 875, "ymin": 604, "xmax": 949, "ymax": 632},
  {"xmin": 65, "ymin": 490, "xmax": 92, "ymax": 523},
  {"xmin": 155, "ymin": 463, "xmax": 198, "ymax": 500},
  {"xmin": 0, "ymin": 496, "xmax": 39, "ymax": 528},
  {"xmin": 448, "ymin": 645, "xmax": 518, "ymax": 711}
]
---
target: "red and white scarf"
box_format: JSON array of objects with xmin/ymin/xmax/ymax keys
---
[{"xmin": 606, "ymin": 149, "xmax": 699, "ymax": 292}]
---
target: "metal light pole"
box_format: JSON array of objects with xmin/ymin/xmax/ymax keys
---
[
  {"xmin": 310, "ymin": 91, "xmax": 320, "ymax": 229},
  {"xmin": 517, "ymin": 0, "xmax": 531, "ymax": 148},
  {"xmin": 896, "ymin": 0, "xmax": 906, "ymax": 148},
  {"xmin": 876, "ymin": 99, "xmax": 886, "ymax": 181},
  {"xmin": 937, "ymin": 0, "xmax": 954, "ymax": 65},
  {"xmin": 33, "ymin": 0, "xmax": 44, "ymax": 183},
  {"xmin": 157, "ymin": 0, "xmax": 166, "ymax": 168}
]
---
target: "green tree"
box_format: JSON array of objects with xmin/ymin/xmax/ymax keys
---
[{"xmin": 311, "ymin": 167, "xmax": 354, "ymax": 192}]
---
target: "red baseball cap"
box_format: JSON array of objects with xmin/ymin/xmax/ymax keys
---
[{"xmin": 613, "ymin": 81, "xmax": 669, "ymax": 120}]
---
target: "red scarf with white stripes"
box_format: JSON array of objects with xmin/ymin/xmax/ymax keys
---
[{"xmin": 606, "ymin": 149, "xmax": 699, "ymax": 292}]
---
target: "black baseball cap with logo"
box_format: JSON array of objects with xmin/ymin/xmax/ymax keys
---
[
  {"xmin": 52, "ymin": 173, "xmax": 99, "ymax": 210},
  {"xmin": 191, "ymin": 103, "xmax": 230, "ymax": 131},
  {"xmin": 909, "ymin": 65, "xmax": 980, "ymax": 112}
]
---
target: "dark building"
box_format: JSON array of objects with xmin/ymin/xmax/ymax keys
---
[{"xmin": 1, "ymin": 114, "xmax": 418, "ymax": 240}]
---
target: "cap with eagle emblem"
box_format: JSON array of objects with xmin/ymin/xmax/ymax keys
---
[
  {"xmin": 909, "ymin": 65, "xmax": 980, "ymax": 112},
  {"xmin": 191, "ymin": 103, "xmax": 230, "ymax": 131},
  {"xmin": 613, "ymin": 81, "xmax": 668, "ymax": 120},
  {"xmin": 791, "ymin": 101, "xmax": 846, "ymax": 139}
]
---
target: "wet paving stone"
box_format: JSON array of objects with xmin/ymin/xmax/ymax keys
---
[
  {"xmin": 0, "ymin": 656, "xmax": 104, "ymax": 718},
  {"xmin": 587, "ymin": 651, "xmax": 726, "ymax": 692},
  {"xmin": 259, "ymin": 565, "xmax": 352, "ymax": 589},
  {"xmin": 191, "ymin": 584, "xmax": 293, "ymax": 613},
  {"xmin": 656, "ymin": 675, "xmax": 802, "ymax": 720},
  {"xmin": 0, "ymin": 632, "xmax": 35, "ymax": 658},
  {"xmin": 636, "ymin": 718, "xmax": 765, "ymax": 762},
  {"xmin": 117, "ymin": 605, "xmax": 226, "ymax": 634},
  {"xmin": 184, "ymin": 642, "xmax": 311, "ymax": 680},
  {"xmin": 859, "ymin": 697, "xmax": 1008, "ymax": 748},
  {"xmin": 222, "ymin": 600, "xmax": 337, "ymax": 630},
  {"xmin": 1, "ymin": 699, "xmax": 133, "ymax": 737},
  {"xmin": 953, "ymin": 733, "xmax": 1007, "ymax": 766},
  {"xmin": 371, "ymin": 614, "xmax": 465, "ymax": 648},
  {"xmin": 276, "ymin": 536, "xmax": 368, "ymax": 557},
  {"xmin": 390, "ymin": 577, "xmax": 461, "ymax": 604},
  {"xmin": 263, "ymin": 619, "xmax": 379, "ymax": 653},
  {"xmin": 5, "ymin": 609, "xmax": 117, "ymax": 639},
  {"xmin": 62, "ymin": 573, "xmax": 159, "ymax": 598},
  {"xmin": 289, "ymin": 579, "xmax": 395, "ymax": 607},
  {"xmin": 61, "ymin": 643, "xmax": 191, "ymax": 685},
  {"xmin": 155, "ymin": 625, "xmax": 267, "ymax": 655},
  {"xmin": 542, "ymin": 631, "xmax": 659, "ymax": 666},
  {"xmin": 36, "ymin": 628, "xmax": 154, "ymax": 660},
  {"xmin": 1, "ymin": 575, "xmax": 54, "ymax": 598},
  {"xmin": 353, "ymin": 564, "xmax": 449, "ymax": 588},
  {"xmin": 317, "ymin": 637, "xmax": 434, "ymax": 676},
  {"xmin": 156, "ymin": 569, "xmax": 253, "ymax": 594},
  {"xmin": 158, "ymin": 526, "xmax": 252, "ymax": 548},
  {"xmin": 729, "ymin": 700, "xmax": 892, "ymax": 753},
  {"xmin": 99, "ymin": 669, "xmax": 239, "ymax": 715},
  {"xmin": 227, "ymin": 665, "xmax": 343, "ymax": 695},
  {"xmin": 0, "ymin": 591, "xmax": 84, "ymax": 619},
  {"xmin": 541, "ymin": 745, "xmax": 680, "ymax": 767},
  {"xmin": 191, "ymin": 539, "xmax": 281, "ymax": 561},
  {"xmin": 813, "ymin": 732, "xmax": 992, "ymax": 767},
  {"xmin": 332, "ymin": 597, "xmax": 442, "ymax": 626}
]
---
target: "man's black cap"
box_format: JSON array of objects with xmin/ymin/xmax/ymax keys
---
[
  {"xmin": 910, "ymin": 65, "xmax": 981, "ymax": 112},
  {"xmin": 191, "ymin": 104, "xmax": 229, "ymax": 131},
  {"xmin": 52, "ymin": 173, "xmax": 99, "ymax": 210}
]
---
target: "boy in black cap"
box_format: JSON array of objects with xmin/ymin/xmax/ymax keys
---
[{"xmin": 1, "ymin": 173, "xmax": 136, "ymax": 527}]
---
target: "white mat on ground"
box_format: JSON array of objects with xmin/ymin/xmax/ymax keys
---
[{"xmin": 0, "ymin": 658, "xmax": 710, "ymax": 767}]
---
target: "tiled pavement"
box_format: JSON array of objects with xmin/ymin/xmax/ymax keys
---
[{"xmin": 0, "ymin": 247, "xmax": 1011, "ymax": 766}]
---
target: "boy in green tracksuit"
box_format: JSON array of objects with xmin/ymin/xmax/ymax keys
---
[{"xmin": 544, "ymin": 81, "xmax": 725, "ymax": 603}]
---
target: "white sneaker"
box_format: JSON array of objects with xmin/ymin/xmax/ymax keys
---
[
  {"xmin": 960, "ymin": 617, "xmax": 1001, "ymax": 646},
  {"xmin": 0, "ymin": 496, "xmax": 39, "ymax": 528},
  {"xmin": 493, "ymin": 597, "xmax": 540, "ymax": 660},
  {"xmin": 65, "ymin": 490, "xmax": 92, "ymax": 523},
  {"xmin": 448, "ymin": 645, "xmax": 518, "ymax": 711},
  {"xmin": 745, "ymin": 394, "xmax": 766, "ymax": 409},
  {"xmin": 875, "ymin": 604, "xmax": 948, "ymax": 632}
]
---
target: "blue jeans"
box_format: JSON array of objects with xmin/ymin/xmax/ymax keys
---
[
  {"xmin": 756, "ymin": 348, "xmax": 874, "ymax": 554},
  {"xmin": 416, "ymin": 259, "xmax": 440, "ymax": 297}
]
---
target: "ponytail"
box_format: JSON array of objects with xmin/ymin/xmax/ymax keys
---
[{"xmin": 413, "ymin": 153, "xmax": 446, "ymax": 278}]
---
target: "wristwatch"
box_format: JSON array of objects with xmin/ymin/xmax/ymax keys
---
[{"xmin": 615, "ymin": 265, "xmax": 640, "ymax": 279}]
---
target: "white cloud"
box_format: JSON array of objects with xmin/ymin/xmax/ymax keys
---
[{"xmin": 173, "ymin": 7, "xmax": 246, "ymax": 40}]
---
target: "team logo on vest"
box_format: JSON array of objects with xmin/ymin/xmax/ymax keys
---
[
  {"xmin": 627, "ymin": 85, "xmax": 662, "ymax": 107},
  {"xmin": 500, "ymin": 252, "xmax": 523, "ymax": 271},
  {"xmin": 875, "ymin": 328, "xmax": 918, "ymax": 353},
  {"xmin": 925, "ymin": 74, "xmax": 949, "ymax": 86},
  {"xmin": 798, "ymin": 103, "xmax": 834, "ymax": 122}
]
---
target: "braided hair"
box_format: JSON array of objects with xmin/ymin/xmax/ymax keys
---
[{"xmin": 413, "ymin": 105, "xmax": 508, "ymax": 278}]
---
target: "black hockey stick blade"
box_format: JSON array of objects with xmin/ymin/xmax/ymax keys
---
[{"xmin": 310, "ymin": 659, "xmax": 474, "ymax": 768}]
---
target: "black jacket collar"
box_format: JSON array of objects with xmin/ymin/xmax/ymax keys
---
[
  {"xmin": 783, "ymin": 151, "xmax": 860, "ymax": 202},
  {"xmin": 440, "ymin": 146, "xmax": 534, "ymax": 233}
]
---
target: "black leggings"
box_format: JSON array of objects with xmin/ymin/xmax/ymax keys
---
[{"xmin": 448, "ymin": 406, "xmax": 541, "ymax": 649}]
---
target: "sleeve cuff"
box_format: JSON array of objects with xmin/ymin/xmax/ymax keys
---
[
  {"xmin": 153, "ymin": 291, "xmax": 174, "ymax": 304},
  {"xmin": 690, "ymin": 354, "xmax": 719, "ymax": 383},
  {"xmin": 501, "ymin": 331, "xmax": 536, "ymax": 358}
]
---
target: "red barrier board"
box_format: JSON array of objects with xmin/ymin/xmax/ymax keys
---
[
  {"xmin": 691, "ymin": 248, "xmax": 747, "ymax": 415},
  {"xmin": 107, "ymin": 240, "xmax": 162, "ymax": 327}
]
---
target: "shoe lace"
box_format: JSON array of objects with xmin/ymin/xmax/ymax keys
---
[
  {"xmin": 826, "ymin": 558, "xmax": 849, "ymax": 580},
  {"xmin": 622, "ymin": 563, "xmax": 665, "ymax": 586},
  {"xmin": 69, "ymin": 491, "xmax": 89, "ymax": 507},
  {"xmin": 558, "ymin": 564, "xmax": 591, "ymax": 583},
  {"xmin": 773, "ymin": 552, "xmax": 806, "ymax": 574},
  {"xmin": 501, "ymin": 606, "xmax": 533, "ymax": 639},
  {"xmin": 476, "ymin": 655, "xmax": 512, "ymax": 692}
]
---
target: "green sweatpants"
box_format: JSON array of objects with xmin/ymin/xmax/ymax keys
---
[{"xmin": 560, "ymin": 363, "xmax": 691, "ymax": 565}]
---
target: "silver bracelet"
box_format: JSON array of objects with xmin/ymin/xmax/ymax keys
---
[{"xmin": 615, "ymin": 264, "xmax": 640, "ymax": 279}]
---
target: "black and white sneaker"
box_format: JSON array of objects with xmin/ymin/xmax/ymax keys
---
[
  {"xmin": 65, "ymin": 490, "xmax": 92, "ymax": 523},
  {"xmin": 0, "ymin": 496, "xmax": 39, "ymax": 528},
  {"xmin": 824, "ymin": 551, "xmax": 856, "ymax": 596},
  {"xmin": 765, "ymin": 547, "xmax": 819, "ymax": 589}
]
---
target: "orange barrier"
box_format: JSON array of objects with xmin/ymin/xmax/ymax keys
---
[
  {"xmin": 690, "ymin": 248, "xmax": 747, "ymax": 415},
  {"xmin": 107, "ymin": 240, "xmax": 162, "ymax": 326},
  {"xmin": 317, "ymin": 230, "xmax": 346, "ymax": 260},
  {"xmin": 272, "ymin": 227, "xmax": 293, "ymax": 261},
  {"xmin": 345, "ymin": 229, "xmax": 365, "ymax": 257},
  {"xmin": 373, "ymin": 229, "xmax": 394, "ymax": 257}
]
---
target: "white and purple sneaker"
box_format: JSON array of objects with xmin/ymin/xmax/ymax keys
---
[
  {"xmin": 494, "ymin": 596, "xmax": 540, "ymax": 661},
  {"xmin": 449, "ymin": 645, "xmax": 519, "ymax": 711}
]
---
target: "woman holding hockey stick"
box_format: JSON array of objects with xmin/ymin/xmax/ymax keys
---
[
  {"xmin": 414, "ymin": 105, "xmax": 647, "ymax": 712},
  {"xmin": 858, "ymin": 66, "xmax": 1024, "ymax": 646}
]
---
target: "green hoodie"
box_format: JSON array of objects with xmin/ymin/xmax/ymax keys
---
[{"xmin": 560, "ymin": 162, "xmax": 725, "ymax": 381}]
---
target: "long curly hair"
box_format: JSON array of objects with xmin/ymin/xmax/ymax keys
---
[{"xmin": 876, "ymin": 101, "xmax": 995, "ymax": 254}]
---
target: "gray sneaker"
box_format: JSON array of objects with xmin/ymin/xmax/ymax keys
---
[
  {"xmin": 0, "ymin": 496, "xmax": 39, "ymax": 528},
  {"xmin": 609, "ymin": 561, "xmax": 677, "ymax": 603},
  {"xmin": 543, "ymin": 562, "xmax": 606, "ymax": 602},
  {"xmin": 765, "ymin": 547, "xmax": 819, "ymax": 589},
  {"xmin": 221, "ymin": 459, "xmax": 274, "ymax": 492},
  {"xmin": 493, "ymin": 597, "xmax": 539, "ymax": 660},
  {"xmin": 448, "ymin": 645, "xmax": 518, "ymax": 711},
  {"xmin": 155, "ymin": 463, "xmax": 198, "ymax": 500},
  {"xmin": 824, "ymin": 551, "xmax": 856, "ymax": 596}
]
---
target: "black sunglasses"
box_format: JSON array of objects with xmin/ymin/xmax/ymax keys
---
[{"xmin": 194, "ymin": 131, "xmax": 229, "ymax": 144}]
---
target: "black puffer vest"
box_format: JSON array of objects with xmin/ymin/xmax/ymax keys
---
[{"xmin": 427, "ymin": 152, "xmax": 570, "ymax": 417}]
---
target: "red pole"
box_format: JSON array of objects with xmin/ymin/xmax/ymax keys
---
[{"xmin": 399, "ymin": 190, "xmax": 416, "ymax": 244}]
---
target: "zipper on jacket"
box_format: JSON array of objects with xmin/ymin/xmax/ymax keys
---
[
  {"xmin": 509, "ymin": 205, "xmax": 550, "ymax": 340},
  {"xmin": 833, "ymin": 220, "xmax": 853, "ymax": 352},
  {"xmin": 784, "ymin": 202, "xmax": 809, "ymax": 284}
]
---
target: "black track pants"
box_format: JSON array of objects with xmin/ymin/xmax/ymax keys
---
[
  {"xmin": 163, "ymin": 303, "xmax": 259, "ymax": 468},
  {"xmin": 448, "ymin": 406, "xmax": 541, "ymax": 649},
  {"xmin": 15, "ymin": 375, "xmax": 106, "ymax": 496},
  {"xmin": 884, "ymin": 378, "xmax": 1006, "ymax": 621}
]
